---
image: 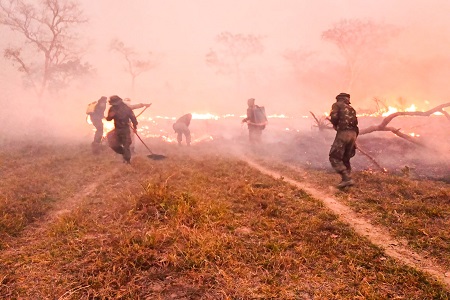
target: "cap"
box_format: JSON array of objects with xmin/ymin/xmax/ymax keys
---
[
  {"xmin": 109, "ymin": 95, "xmax": 123, "ymax": 105},
  {"xmin": 336, "ymin": 93, "xmax": 350, "ymax": 99}
]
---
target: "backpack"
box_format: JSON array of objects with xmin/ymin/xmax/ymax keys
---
[
  {"xmin": 254, "ymin": 105, "xmax": 268, "ymax": 127},
  {"xmin": 86, "ymin": 101, "xmax": 98, "ymax": 115}
]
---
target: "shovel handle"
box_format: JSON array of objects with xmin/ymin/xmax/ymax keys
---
[{"xmin": 132, "ymin": 129, "xmax": 154, "ymax": 154}]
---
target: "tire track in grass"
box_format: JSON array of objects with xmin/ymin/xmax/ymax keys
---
[
  {"xmin": 1, "ymin": 166, "xmax": 121, "ymax": 251},
  {"xmin": 0, "ymin": 162, "xmax": 140, "ymax": 298},
  {"xmin": 48, "ymin": 166, "xmax": 121, "ymax": 220},
  {"xmin": 241, "ymin": 156, "xmax": 450, "ymax": 290}
]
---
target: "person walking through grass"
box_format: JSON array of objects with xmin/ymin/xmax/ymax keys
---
[
  {"xmin": 328, "ymin": 92, "xmax": 359, "ymax": 188},
  {"xmin": 88, "ymin": 96, "xmax": 107, "ymax": 154},
  {"xmin": 242, "ymin": 98, "xmax": 267, "ymax": 144},
  {"xmin": 106, "ymin": 95, "xmax": 138, "ymax": 164}
]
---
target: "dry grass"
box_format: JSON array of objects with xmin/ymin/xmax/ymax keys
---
[
  {"xmin": 253, "ymin": 139, "xmax": 450, "ymax": 270},
  {"xmin": 0, "ymin": 141, "xmax": 449, "ymax": 299}
]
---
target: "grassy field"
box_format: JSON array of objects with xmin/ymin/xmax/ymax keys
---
[{"xmin": 0, "ymin": 140, "xmax": 449, "ymax": 299}]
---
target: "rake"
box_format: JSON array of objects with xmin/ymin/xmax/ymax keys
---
[{"xmin": 134, "ymin": 130, "xmax": 167, "ymax": 160}]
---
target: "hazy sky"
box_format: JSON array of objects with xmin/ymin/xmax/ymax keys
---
[
  {"xmin": 2, "ymin": 0, "xmax": 450, "ymax": 122},
  {"xmin": 81, "ymin": 0, "xmax": 450, "ymax": 113}
]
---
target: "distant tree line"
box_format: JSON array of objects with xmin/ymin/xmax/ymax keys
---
[{"xmin": 0, "ymin": 0, "xmax": 404, "ymax": 105}]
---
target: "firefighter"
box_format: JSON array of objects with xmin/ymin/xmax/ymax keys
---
[
  {"xmin": 173, "ymin": 113, "xmax": 192, "ymax": 146},
  {"xmin": 242, "ymin": 98, "xmax": 267, "ymax": 143},
  {"xmin": 328, "ymin": 93, "xmax": 359, "ymax": 188},
  {"xmin": 105, "ymin": 95, "xmax": 138, "ymax": 164},
  {"xmin": 89, "ymin": 96, "xmax": 107, "ymax": 154}
]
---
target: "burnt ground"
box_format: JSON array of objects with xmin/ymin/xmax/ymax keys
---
[
  {"xmin": 134, "ymin": 114, "xmax": 450, "ymax": 184},
  {"xmin": 262, "ymin": 132, "xmax": 449, "ymax": 182},
  {"xmin": 172, "ymin": 115, "xmax": 450, "ymax": 183}
]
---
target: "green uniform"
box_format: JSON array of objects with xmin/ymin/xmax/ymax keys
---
[
  {"xmin": 89, "ymin": 97, "xmax": 107, "ymax": 154},
  {"xmin": 329, "ymin": 94, "xmax": 359, "ymax": 186},
  {"xmin": 90, "ymin": 97, "xmax": 107, "ymax": 143},
  {"xmin": 106, "ymin": 100, "xmax": 138, "ymax": 163}
]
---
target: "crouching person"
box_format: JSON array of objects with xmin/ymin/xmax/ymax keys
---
[
  {"xmin": 106, "ymin": 95, "xmax": 138, "ymax": 164},
  {"xmin": 173, "ymin": 113, "xmax": 192, "ymax": 146}
]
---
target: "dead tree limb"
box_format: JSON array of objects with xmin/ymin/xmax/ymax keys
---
[
  {"xmin": 359, "ymin": 102, "xmax": 450, "ymax": 147},
  {"xmin": 309, "ymin": 111, "xmax": 333, "ymax": 131},
  {"xmin": 360, "ymin": 102, "xmax": 450, "ymax": 135}
]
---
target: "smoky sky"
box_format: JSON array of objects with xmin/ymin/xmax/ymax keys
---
[{"xmin": 1, "ymin": 0, "xmax": 450, "ymax": 140}]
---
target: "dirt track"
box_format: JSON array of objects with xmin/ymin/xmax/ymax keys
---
[{"xmin": 241, "ymin": 156, "xmax": 450, "ymax": 289}]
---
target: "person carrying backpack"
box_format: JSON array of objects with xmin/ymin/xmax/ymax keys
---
[
  {"xmin": 242, "ymin": 98, "xmax": 268, "ymax": 144},
  {"xmin": 87, "ymin": 96, "xmax": 107, "ymax": 154}
]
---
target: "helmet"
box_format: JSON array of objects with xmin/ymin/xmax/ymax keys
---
[{"xmin": 109, "ymin": 95, "xmax": 123, "ymax": 105}]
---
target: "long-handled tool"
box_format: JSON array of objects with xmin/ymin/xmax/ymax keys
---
[{"xmin": 134, "ymin": 130, "xmax": 167, "ymax": 160}]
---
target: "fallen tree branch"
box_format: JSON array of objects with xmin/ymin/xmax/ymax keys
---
[
  {"xmin": 359, "ymin": 102, "xmax": 450, "ymax": 147},
  {"xmin": 360, "ymin": 102, "xmax": 450, "ymax": 135}
]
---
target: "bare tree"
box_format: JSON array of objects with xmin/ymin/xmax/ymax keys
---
[
  {"xmin": 206, "ymin": 32, "xmax": 264, "ymax": 98},
  {"xmin": 110, "ymin": 38, "xmax": 158, "ymax": 98},
  {"xmin": 0, "ymin": 0, "xmax": 92, "ymax": 101},
  {"xmin": 322, "ymin": 19, "xmax": 398, "ymax": 92}
]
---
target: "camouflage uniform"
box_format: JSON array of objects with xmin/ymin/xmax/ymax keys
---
[
  {"xmin": 90, "ymin": 96, "xmax": 107, "ymax": 154},
  {"xmin": 329, "ymin": 93, "xmax": 359, "ymax": 187},
  {"xmin": 173, "ymin": 113, "xmax": 192, "ymax": 146},
  {"xmin": 106, "ymin": 96, "xmax": 138, "ymax": 164}
]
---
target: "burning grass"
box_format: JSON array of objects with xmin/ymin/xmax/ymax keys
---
[{"xmin": 0, "ymin": 141, "xmax": 449, "ymax": 298}]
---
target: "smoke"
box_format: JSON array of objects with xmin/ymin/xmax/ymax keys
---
[{"xmin": 1, "ymin": 0, "xmax": 450, "ymax": 163}]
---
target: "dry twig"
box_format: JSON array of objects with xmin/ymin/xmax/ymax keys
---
[{"xmin": 309, "ymin": 111, "xmax": 333, "ymax": 131}]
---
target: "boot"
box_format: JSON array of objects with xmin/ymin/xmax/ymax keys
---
[{"xmin": 337, "ymin": 171, "xmax": 354, "ymax": 188}]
